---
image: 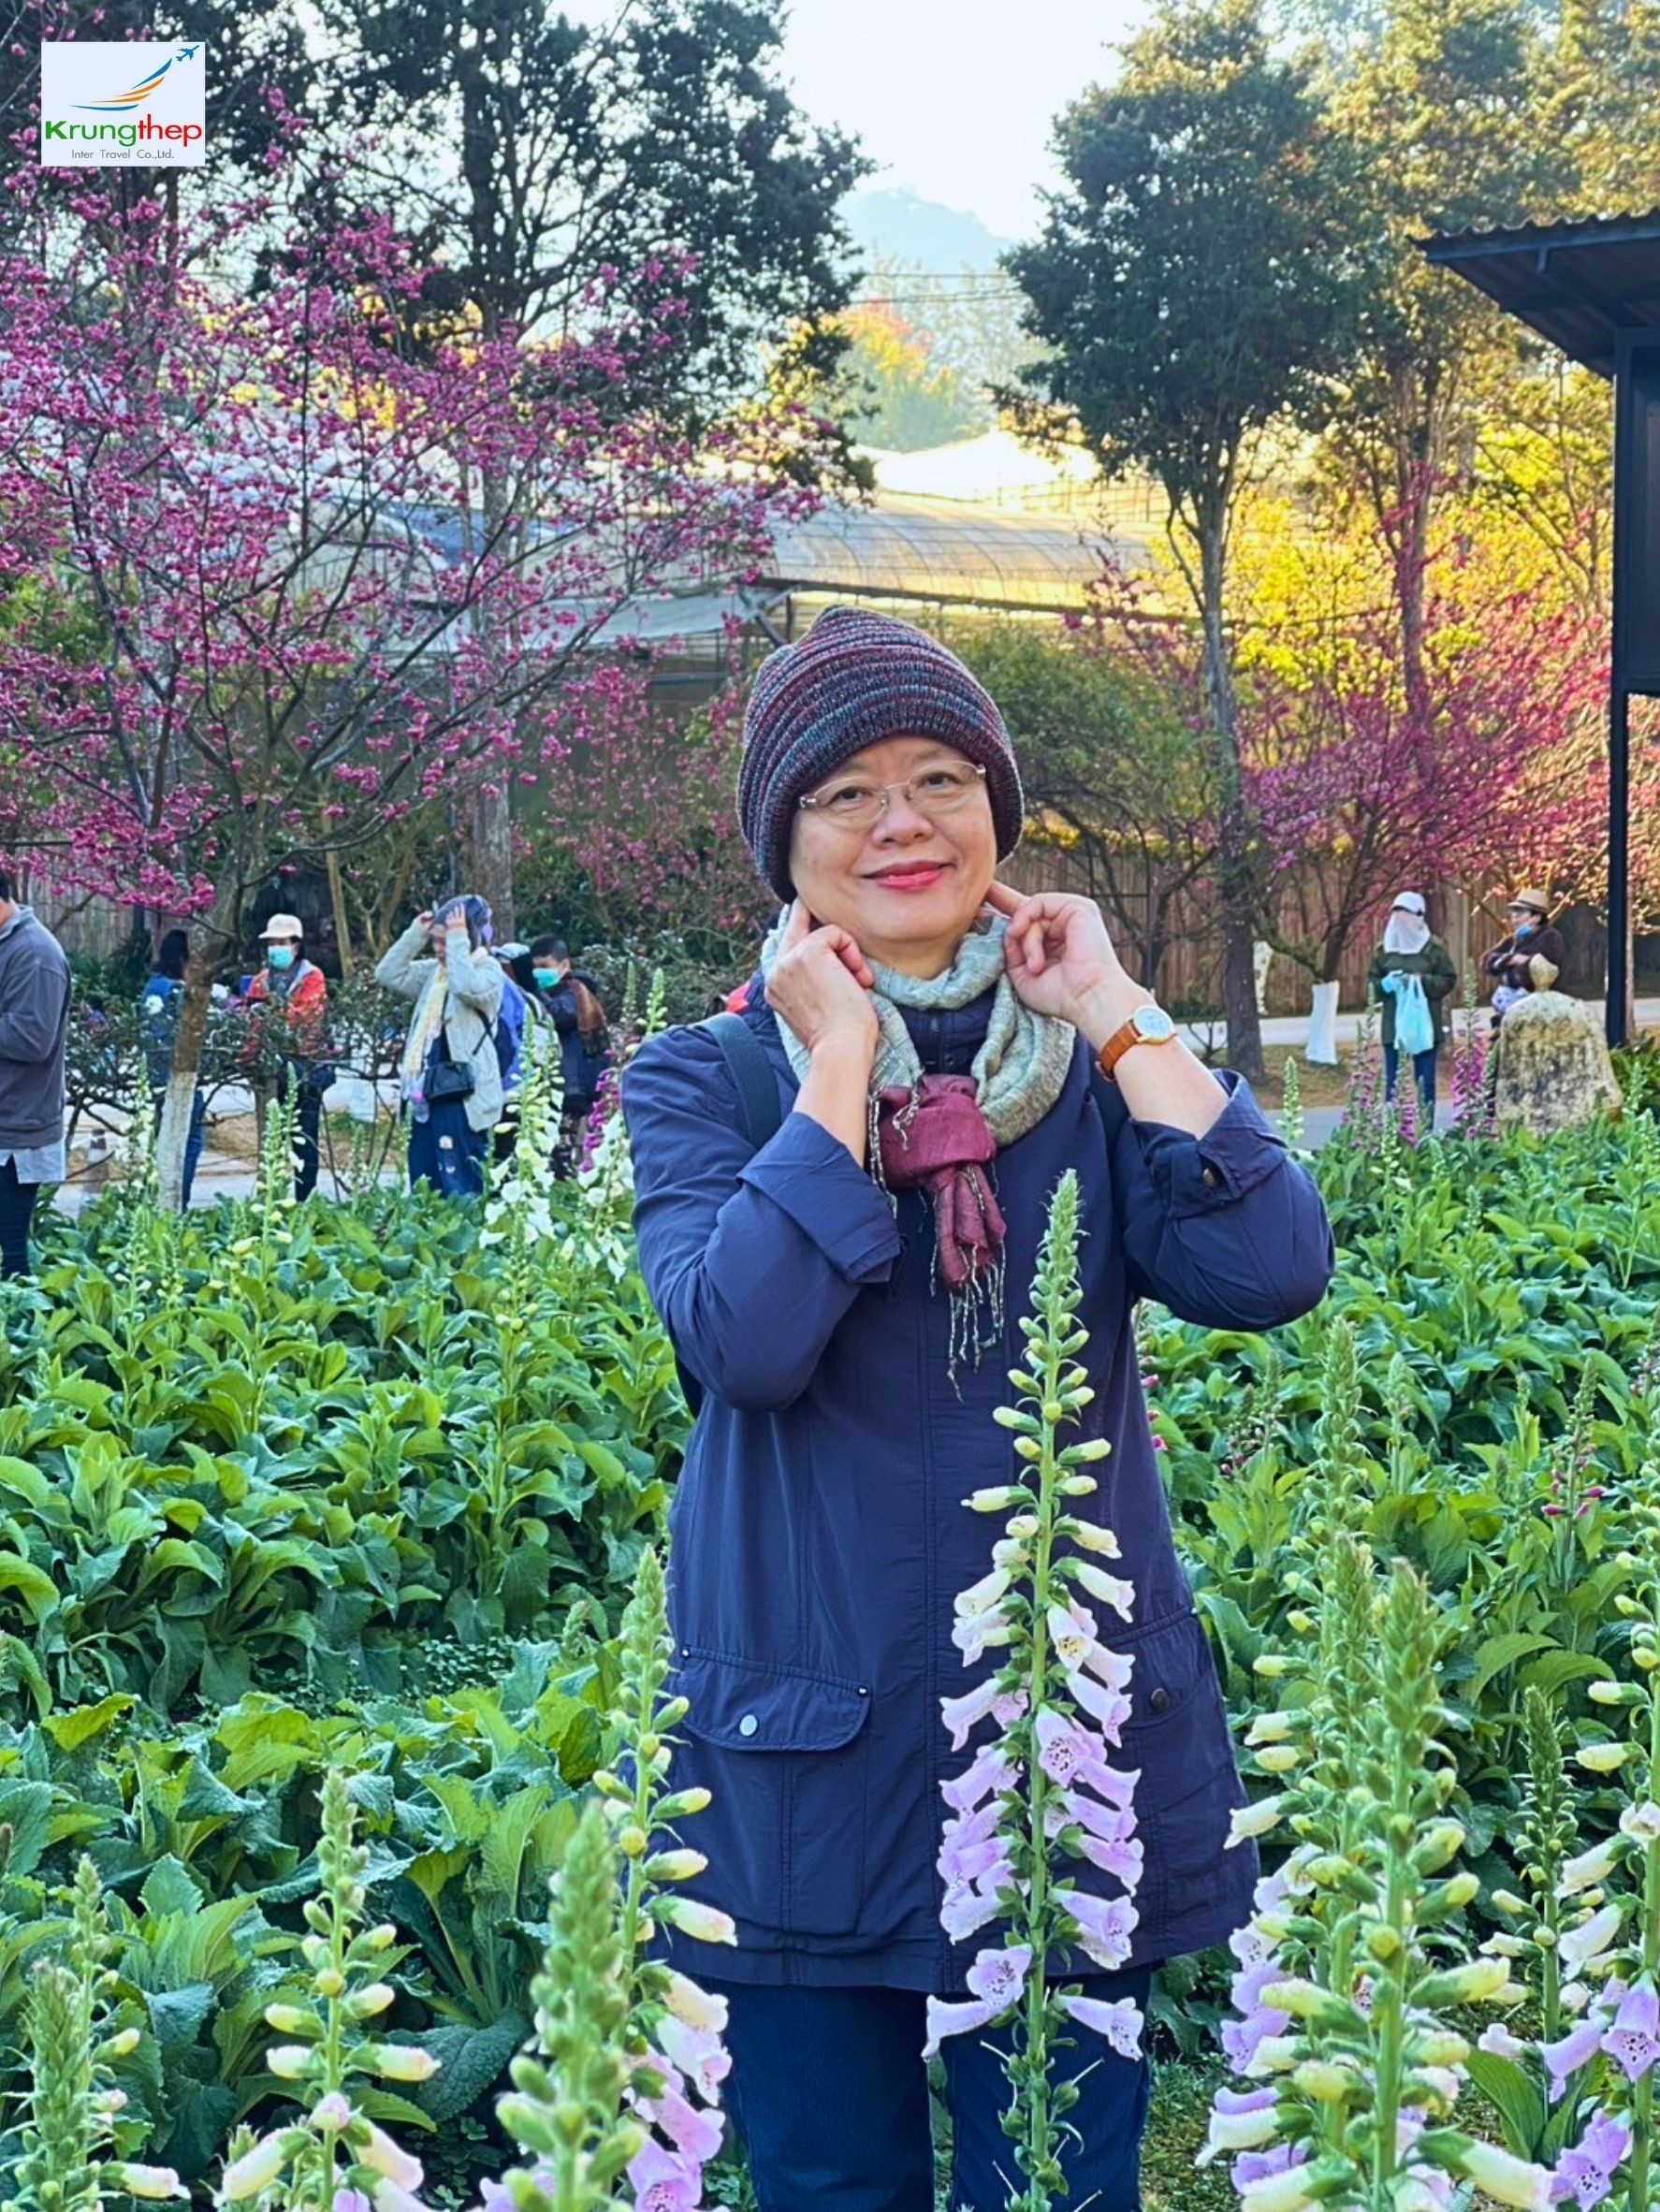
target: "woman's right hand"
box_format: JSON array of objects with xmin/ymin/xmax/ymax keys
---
[{"xmin": 764, "ymin": 901, "xmax": 879, "ymax": 1061}]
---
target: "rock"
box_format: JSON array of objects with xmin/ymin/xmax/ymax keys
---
[{"xmin": 1492, "ymin": 991, "xmax": 1622, "ymax": 1136}]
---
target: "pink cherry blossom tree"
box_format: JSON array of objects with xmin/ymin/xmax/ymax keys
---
[
  {"xmin": 0, "ymin": 171, "xmax": 818, "ymax": 1205},
  {"xmin": 1245, "ymin": 559, "xmax": 1606, "ymax": 1002}
]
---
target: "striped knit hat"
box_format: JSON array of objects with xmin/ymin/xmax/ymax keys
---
[{"xmin": 737, "ymin": 607, "xmax": 1024, "ymax": 899}]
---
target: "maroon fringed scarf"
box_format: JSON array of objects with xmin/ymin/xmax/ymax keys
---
[{"xmin": 876, "ymin": 1074, "xmax": 1007, "ymax": 1374}]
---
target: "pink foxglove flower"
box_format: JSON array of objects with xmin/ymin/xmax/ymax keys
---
[
  {"xmin": 627, "ymin": 2137, "xmax": 704, "ymax": 2212},
  {"xmin": 941, "ymin": 1743, "xmax": 1015, "ymax": 1814},
  {"xmin": 1055, "ymin": 1885, "xmax": 1139, "ymax": 1973},
  {"xmin": 1057, "ymin": 1992, "xmax": 1142, "ymax": 2057},
  {"xmin": 631, "ymin": 2057, "xmax": 725, "ymax": 2163},
  {"xmin": 924, "ymin": 1945, "xmax": 1035, "ymax": 2058},
  {"xmin": 1551, "ymin": 2111, "xmax": 1632, "ymax": 2208},
  {"xmin": 656, "ymin": 2014, "xmax": 732, "ymax": 2106},
  {"xmin": 1062, "ymin": 1665, "xmax": 1133, "ymax": 1741},
  {"xmin": 928, "ymin": 1174, "xmax": 1145, "ymax": 2186},
  {"xmin": 941, "ymin": 1677, "xmax": 1004, "ymax": 1752},
  {"xmin": 1600, "ymin": 1980, "xmax": 1660, "ymax": 2083},
  {"xmin": 941, "ymin": 1871, "xmax": 1011, "ymax": 1943}
]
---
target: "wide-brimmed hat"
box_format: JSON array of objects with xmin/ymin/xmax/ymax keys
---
[
  {"xmin": 259, "ymin": 912, "xmax": 304, "ymax": 940},
  {"xmin": 1507, "ymin": 888, "xmax": 1551, "ymax": 917}
]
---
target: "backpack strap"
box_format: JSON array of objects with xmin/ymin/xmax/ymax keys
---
[{"xmin": 702, "ymin": 1011, "xmax": 784, "ymax": 1152}]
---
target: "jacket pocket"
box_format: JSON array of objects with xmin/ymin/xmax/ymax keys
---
[
  {"xmin": 1119, "ymin": 1611, "xmax": 1247, "ymax": 1957},
  {"xmin": 673, "ymin": 1648, "xmax": 872, "ymax": 1941}
]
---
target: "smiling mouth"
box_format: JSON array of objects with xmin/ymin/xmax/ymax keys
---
[{"xmin": 866, "ymin": 861, "xmax": 952, "ymax": 886}]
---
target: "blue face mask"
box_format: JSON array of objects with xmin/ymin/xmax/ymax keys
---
[
  {"xmin": 267, "ymin": 944, "xmax": 297, "ymax": 971},
  {"xmin": 532, "ymin": 968, "xmax": 561, "ymax": 989}
]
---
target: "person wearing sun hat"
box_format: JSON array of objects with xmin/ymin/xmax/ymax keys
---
[
  {"xmin": 1367, "ymin": 891, "xmax": 1457, "ymax": 1113},
  {"xmin": 240, "ymin": 911, "xmax": 331, "ymax": 1200},
  {"xmin": 620, "ymin": 605, "xmax": 1335, "ymax": 2211},
  {"xmin": 1483, "ymin": 888, "xmax": 1567, "ymax": 1021}
]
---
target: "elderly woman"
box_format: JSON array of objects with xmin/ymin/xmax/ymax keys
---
[
  {"xmin": 621, "ymin": 608, "xmax": 1333, "ymax": 2212},
  {"xmin": 1483, "ymin": 888, "xmax": 1566, "ymax": 1020},
  {"xmin": 375, "ymin": 895, "xmax": 505, "ymax": 1197}
]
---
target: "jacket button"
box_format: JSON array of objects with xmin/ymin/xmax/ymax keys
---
[
  {"xmin": 738, "ymin": 1713, "xmax": 759, "ymax": 1738},
  {"xmin": 1201, "ymin": 1168, "xmax": 1218, "ymax": 1189},
  {"xmin": 1149, "ymin": 1687, "xmax": 1171, "ymax": 1713}
]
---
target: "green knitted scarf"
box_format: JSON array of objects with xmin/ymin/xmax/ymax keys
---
[{"xmin": 759, "ymin": 910, "xmax": 1075, "ymax": 1145}]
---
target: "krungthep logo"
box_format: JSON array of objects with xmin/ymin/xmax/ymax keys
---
[{"xmin": 40, "ymin": 42, "xmax": 205, "ymax": 167}]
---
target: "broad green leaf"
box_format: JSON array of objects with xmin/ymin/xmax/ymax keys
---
[
  {"xmin": 411, "ymin": 2014, "xmax": 528, "ymax": 2122},
  {"xmin": 42, "ymin": 1694, "xmax": 136, "ymax": 1751},
  {"xmin": 1465, "ymin": 2051, "xmax": 1547, "ymax": 2158},
  {"xmin": 1465, "ymin": 1634, "xmax": 1558, "ymax": 1700}
]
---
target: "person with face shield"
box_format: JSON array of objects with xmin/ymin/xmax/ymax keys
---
[
  {"xmin": 240, "ymin": 913, "xmax": 331, "ymax": 1200},
  {"xmin": 375, "ymin": 895, "xmax": 506, "ymax": 1198},
  {"xmin": 1366, "ymin": 892, "xmax": 1456, "ymax": 1113}
]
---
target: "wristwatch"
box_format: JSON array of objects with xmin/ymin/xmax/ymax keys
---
[{"xmin": 1097, "ymin": 1003, "xmax": 1178, "ymax": 1080}]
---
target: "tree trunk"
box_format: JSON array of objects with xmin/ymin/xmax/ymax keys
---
[
  {"xmin": 154, "ymin": 954, "xmax": 213, "ymax": 1215},
  {"xmin": 1198, "ymin": 520, "xmax": 1265, "ymax": 1082},
  {"xmin": 327, "ymin": 847, "xmax": 354, "ymax": 978},
  {"xmin": 460, "ymin": 284, "xmax": 517, "ymax": 936},
  {"xmin": 467, "ymin": 779, "xmax": 516, "ymax": 939},
  {"xmin": 1398, "ymin": 475, "xmax": 1432, "ymax": 726},
  {"xmin": 154, "ymin": 887, "xmax": 237, "ymax": 1214}
]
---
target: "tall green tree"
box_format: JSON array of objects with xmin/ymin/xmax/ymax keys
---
[
  {"xmin": 307, "ymin": 0, "xmax": 866, "ymax": 926},
  {"xmin": 315, "ymin": 0, "xmax": 866, "ymax": 400},
  {"xmin": 1009, "ymin": 0, "xmax": 1356, "ymax": 1076},
  {"xmin": 1322, "ymin": 0, "xmax": 1563, "ymax": 715},
  {"xmin": 957, "ymin": 618, "xmax": 1220, "ymax": 1001}
]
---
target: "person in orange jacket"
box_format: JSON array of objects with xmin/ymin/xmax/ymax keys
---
[{"xmin": 240, "ymin": 913, "xmax": 331, "ymax": 1199}]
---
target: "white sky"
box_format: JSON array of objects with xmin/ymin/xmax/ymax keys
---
[{"xmin": 776, "ymin": 0, "xmax": 1148, "ymax": 240}]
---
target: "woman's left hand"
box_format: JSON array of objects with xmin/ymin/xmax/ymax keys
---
[{"xmin": 984, "ymin": 882, "xmax": 1149, "ymax": 1038}]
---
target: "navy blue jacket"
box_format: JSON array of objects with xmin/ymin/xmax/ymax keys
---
[{"xmin": 622, "ymin": 991, "xmax": 1333, "ymax": 1993}]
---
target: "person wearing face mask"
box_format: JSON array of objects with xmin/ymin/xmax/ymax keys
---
[
  {"xmin": 528, "ymin": 936, "xmax": 609, "ymax": 1163},
  {"xmin": 1367, "ymin": 892, "xmax": 1456, "ymax": 1113},
  {"xmin": 619, "ymin": 606, "xmax": 1334, "ymax": 2212},
  {"xmin": 1482, "ymin": 890, "xmax": 1566, "ymax": 1020},
  {"xmin": 375, "ymin": 895, "xmax": 506, "ymax": 1198},
  {"xmin": 240, "ymin": 914, "xmax": 331, "ymax": 1200}
]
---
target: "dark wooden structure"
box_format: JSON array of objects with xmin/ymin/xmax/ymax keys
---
[{"xmin": 1423, "ymin": 208, "xmax": 1660, "ymax": 1045}]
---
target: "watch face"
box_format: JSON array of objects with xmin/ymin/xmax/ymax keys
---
[{"xmin": 1135, "ymin": 1006, "xmax": 1176, "ymax": 1043}]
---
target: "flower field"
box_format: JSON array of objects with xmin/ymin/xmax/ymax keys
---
[{"xmin": 2, "ymin": 1067, "xmax": 1659, "ymax": 2211}]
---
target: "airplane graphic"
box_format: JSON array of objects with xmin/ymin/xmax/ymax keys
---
[{"xmin": 74, "ymin": 46, "xmax": 198, "ymax": 113}]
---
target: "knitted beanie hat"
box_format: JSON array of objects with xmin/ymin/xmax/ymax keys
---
[{"xmin": 737, "ymin": 606, "xmax": 1024, "ymax": 899}]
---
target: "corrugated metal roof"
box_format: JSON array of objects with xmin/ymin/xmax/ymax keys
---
[{"xmin": 1421, "ymin": 208, "xmax": 1660, "ymax": 377}]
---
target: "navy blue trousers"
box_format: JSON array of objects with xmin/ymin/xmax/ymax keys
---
[
  {"xmin": 709, "ymin": 1967, "xmax": 1152, "ymax": 2212},
  {"xmin": 1383, "ymin": 1042, "xmax": 1438, "ymax": 1113},
  {"xmin": 407, "ymin": 1099, "xmax": 489, "ymax": 1198}
]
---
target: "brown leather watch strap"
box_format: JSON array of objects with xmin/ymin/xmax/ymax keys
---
[{"xmin": 1097, "ymin": 1008, "xmax": 1175, "ymax": 1081}]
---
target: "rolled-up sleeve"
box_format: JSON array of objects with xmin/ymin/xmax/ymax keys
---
[
  {"xmin": 623, "ymin": 1026, "xmax": 902, "ymax": 1414},
  {"xmin": 1105, "ymin": 1072, "xmax": 1333, "ymax": 1331}
]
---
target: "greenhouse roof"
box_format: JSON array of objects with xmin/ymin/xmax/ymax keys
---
[{"xmin": 757, "ymin": 494, "xmax": 1141, "ymax": 615}]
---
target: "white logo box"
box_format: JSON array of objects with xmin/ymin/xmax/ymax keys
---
[{"xmin": 40, "ymin": 41, "xmax": 206, "ymax": 167}]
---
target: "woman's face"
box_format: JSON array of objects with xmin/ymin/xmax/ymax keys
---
[{"xmin": 787, "ymin": 735, "xmax": 997, "ymax": 976}]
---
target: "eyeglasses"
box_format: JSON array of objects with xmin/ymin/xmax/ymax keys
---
[{"xmin": 797, "ymin": 762, "xmax": 987, "ymax": 833}]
